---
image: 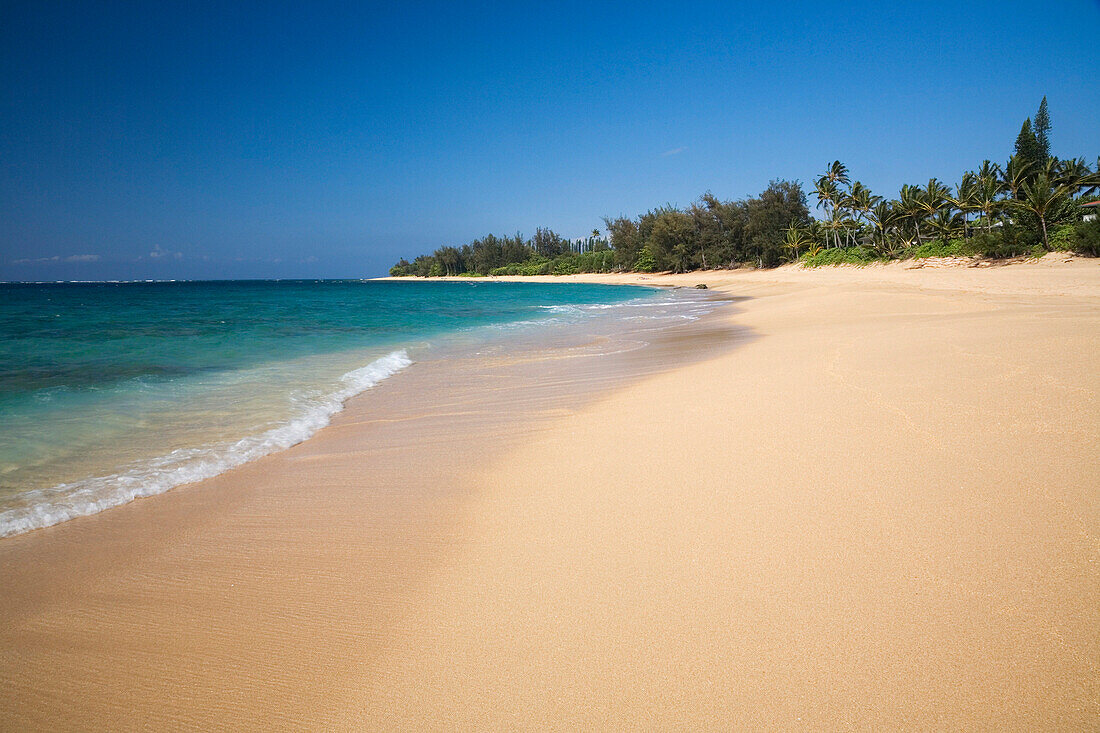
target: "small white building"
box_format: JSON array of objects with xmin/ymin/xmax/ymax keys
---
[{"xmin": 1083, "ymin": 201, "xmax": 1099, "ymax": 222}]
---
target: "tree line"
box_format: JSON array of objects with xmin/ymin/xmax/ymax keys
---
[
  {"xmin": 388, "ymin": 228, "xmax": 617, "ymax": 277},
  {"xmin": 789, "ymin": 98, "xmax": 1098, "ymax": 264},
  {"xmin": 391, "ymin": 98, "xmax": 1099, "ymax": 276}
]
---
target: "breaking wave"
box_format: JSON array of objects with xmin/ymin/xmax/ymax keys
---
[{"xmin": 0, "ymin": 350, "xmax": 411, "ymax": 538}]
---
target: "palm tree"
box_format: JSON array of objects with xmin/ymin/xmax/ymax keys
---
[
  {"xmin": 867, "ymin": 200, "xmax": 899, "ymax": 255},
  {"xmin": 976, "ymin": 159, "xmax": 1002, "ymax": 186},
  {"xmin": 814, "ymin": 178, "xmax": 840, "ymax": 248},
  {"xmin": 1003, "ymin": 155, "xmax": 1034, "ymax": 200},
  {"xmin": 918, "ymin": 179, "xmax": 951, "ymax": 237},
  {"xmin": 898, "ymin": 184, "xmax": 925, "ymax": 247},
  {"xmin": 816, "ymin": 162, "xmax": 851, "ymax": 248},
  {"xmin": 949, "ymin": 174, "xmax": 978, "ymax": 239},
  {"xmin": 847, "ymin": 182, "xmax": 880, "ymax": 229},
  {"xmin": 1052, "ymin": 157, "xmax": 1092, "ymax": 198},
  {"xmin": 1015, "ymin": 174, "xmax": 1071, "ymax": 249},
  {"xmin": 929, "ymin": 209, "xmax": 963, "ymax": 244},
  {"xmin": 844, "ymin": 182, "xmax": 880, "ymax": 249},
  {"xmin": 827, "ymin": 208, "xmax": 855, "ymax": 250},
  {"xmin": 837, "ymin": 190, "xmax": 857, "ymax": 247},
  {"xmin": 805, "ymin": 220, "xmax": 826, "ymax": 255},
  {"xmin": 823, "ymin": 160, "xmax": 850, "ymax": 188},
  {"xmin": 1074, "ymin": 158, "xmax": 1100, "ymax": 201},
  {"xmin": 782, "ymin": 224, "xmax": 811, "ymax": 262},
  {"xmin": 972, "ymin": 176, "xmax": 1003, "ymax": 234}
]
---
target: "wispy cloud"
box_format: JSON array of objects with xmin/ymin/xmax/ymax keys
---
[
  {"xmin": 11, "ymin": 254, "xmax": 100, "ymax": 264},
  {"xmin": 148, "ymin": 244, "xmax": 183, "ymax": 260},
  {"xmin": 661, "ymin": 146, "xmax": 687, "ymax": 157}
]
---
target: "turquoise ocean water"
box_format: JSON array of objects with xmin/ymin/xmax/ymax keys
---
[{"xmin": 0, "ymin": 280, "xmax": 675, "ymax": 537}]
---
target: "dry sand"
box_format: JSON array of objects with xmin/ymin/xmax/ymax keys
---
[{"xmin": 2, "ymin": 256, "xmax": 1098, "ymax": 730}]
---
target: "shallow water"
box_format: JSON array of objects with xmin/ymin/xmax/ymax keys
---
[{"xmin": 0, "ymin": 279, "xmax": 716, "ymax": 536}]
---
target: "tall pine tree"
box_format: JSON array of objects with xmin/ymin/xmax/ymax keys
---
[
  {"xmin": 1033, "ymin": 96, "xmax": 1051, "ymax": 159},
  {"xmin": 1015, "ymin": 118, "xmax": 1043, "ymax": 170}
]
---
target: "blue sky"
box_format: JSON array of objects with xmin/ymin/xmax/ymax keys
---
[{"xmin": 2, "ymin": 0, "xmax": 1098, "ymax": 280}]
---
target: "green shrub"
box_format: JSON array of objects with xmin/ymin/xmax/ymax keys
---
[
  {"xmin": 634, "ymin": 247, "xmax": 657, "ymax": 272},
  {"xmin": 910, "ymin": 238, "xmax": 978, "ymax": 259},
  {"xmin": 1047, "ymin": 223, "xmax": 1078, "ymax": 252},
  {"xmin": 800, "ymin": 246, "xmax": 881, "ymax": 267},
  {"xmin": 552, "ymin": 256, "xmax": 579, "ymax": 275},
  {"xmin": 968, "ymin": 232, "xmax": 1002, "ymax": 257},
  {"xmin": 1073, "ymin": 219, "xmax": 1100, "ymax": 257},
  {"xmin": 488, "ymin": 257, "xmax": 554, "ymax": 276},
  {"xmin": 566, "ymin": 250, "xmax": 615, "ymax": 273},
  {"xmin": 964, "ymin": 229, "xmax": 1038, "ymax": 259}
]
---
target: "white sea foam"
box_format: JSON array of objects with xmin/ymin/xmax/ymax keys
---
[
  {"xmin": 582, "ymin": 298, "xmax": 693, "ymax": 310},
  {"xmin": 541, "ymin": 300, "xmax": 672, "ymax": 312},
  {"xmin": 0, "ymin": 350, "xmax": 411, "ymax": 538},
  {"xmin": 537, "ymin": 304, "xmax": 582, "ymax": 313}
]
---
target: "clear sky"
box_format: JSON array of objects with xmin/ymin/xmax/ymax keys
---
[{"xmin": 2, "ymin": 1, "xmax": 1098, "ymax": 280}]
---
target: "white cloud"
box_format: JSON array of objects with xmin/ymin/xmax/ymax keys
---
[
  {"xmin": 661, "ymin": 146, "xmax": 687, "ymax": 157},
  {"xmin": 149, "ymin": 245, "xmax": 183, "ymax": 260},
  {"xmin": 11, "ymin": 254, "xmax": 99, "ymax": 264}
]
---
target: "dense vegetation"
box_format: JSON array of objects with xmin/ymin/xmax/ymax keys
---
[{"xmin": 391, "ymin": 99, "xmax": 1099, "ymax": 276}]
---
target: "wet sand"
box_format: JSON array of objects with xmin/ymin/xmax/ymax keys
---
[{"xmin": 3, "ymin": 257, "xmax": 1098, "ymax": 729}]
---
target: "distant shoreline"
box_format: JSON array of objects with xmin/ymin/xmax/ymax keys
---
[{"xmin": 374, "ymin": 250, "xmax": 1097, "ymax": 291}]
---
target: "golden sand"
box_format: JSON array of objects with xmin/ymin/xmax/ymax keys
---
[{"xmin": 2, "ymin": 256, "xmax": 1098, "ymax": 730}]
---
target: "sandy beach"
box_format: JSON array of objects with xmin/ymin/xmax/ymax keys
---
[{"xmin": 2, "ymin": 257, "xmax": 1098, "ymax": 730}]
